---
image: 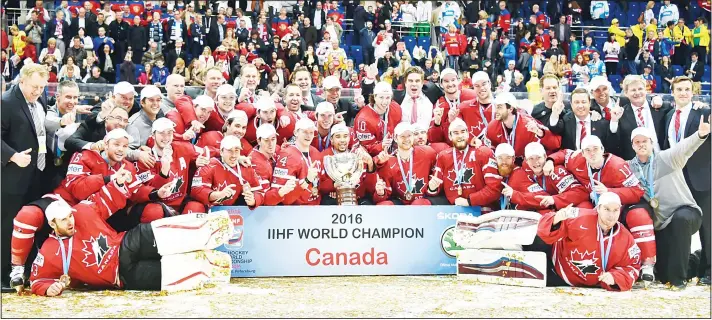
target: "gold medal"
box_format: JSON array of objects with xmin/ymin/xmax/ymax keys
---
[
  {"xmin": 457, "ymin": 186, "xmax": 463, "ymax": 196},
  {"xmin": 404, "ymin": 192, "xmax": 413, "ymax": 201},
  {"xmin": 59, "ymin": 274, "xmax": 71, "ymax": 287},
  {"xmin": 650, "ymin": 197, "xmax": 659, "ymax": 209},
  {"xmin": 312, "ymin": 185, "xmax": 319, "ymax": 197},
  {"xmin": 54, "ymin": 157, "xmax": 63, "ymax": 166}
]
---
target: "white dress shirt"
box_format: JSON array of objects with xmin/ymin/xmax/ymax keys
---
[
  {"xmin": 575, "ymin": 115, "xmax": 591, "ymax": 150},
  {"xmin": 632, "ymin": 101, "xmax": 661, "ymax": 152},
  {"xmin": 668, "ymin": 103, "xmax": 693, "ymax": 148},
  {"xmin": 400, "ymin": 92, "xmax": 433, "ymax": 128}
]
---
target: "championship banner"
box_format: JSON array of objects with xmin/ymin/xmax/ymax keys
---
[{"xmin": 211, "ymin": 206, "xmax": 481, "ymax": 277}]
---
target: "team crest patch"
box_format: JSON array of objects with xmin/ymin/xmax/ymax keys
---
[
  {"xmin": 81, "ymin": 233, "xmax": 113, "ymax": 271},
  {"xmin": 570, "ymin": 249, "xmax": 600, "ymax": 275},
  {"xmin": 33, "ymin": 252, "xmax": 44, "ymax": 267}
]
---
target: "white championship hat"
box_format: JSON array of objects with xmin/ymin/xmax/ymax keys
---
[
  {"xmin": 227, "ymin": 110, "xmax": 248, "ymax": 123},
  {"xmin": 330, "ymin": 123, "xmax": 349, "ymax": 136},
  {"xmin": 114, "ymin": 81, "xmax": 137, "ymax": 95},
  {"xmin": 220, "ymin": 135, "xmax": 242, "ymax": 150},
  {"xmin": 315, "ymin": 101, "xmax": 335, "ymax": 115},
  {"xmin": 322, "ymin": 75, "xmax": 343, "ymax": 89},
  {"xmin": 412, "ymin": 122, "xmax": 428, "ymax": 133},
  {"xmin": 193, "ymin": 95, "xmax": 215, "ymax": 109},
  {"xmin": 524, "ymin": 142, "xmax": 546, "ymax": 159},
  {"xmin": 494, "ymin": 143, "xmax": 515, "ymax": 157},
  {"xmin": 448, "ymin": 118, "xmax": 468, "ymax": 133},
  {"xmin": 630, "ymin": 127, "xmax": 657, "ymax": 143},
  {"xmin": 140, "ymin": 85, "xmax": 162, "ymax": 100},
  {"xmin": 493, "ymin": 92, "xmax": 517, "ymax": 107},
  {"xmin": 256, "ymin": 123, "xmax": 277, "ymax": 140},
  {"xmin": 45, "ymin": 200, "xmax": 76, "ymax": 223},
  {"xmin": 295, "ymin": 118, "xmax": 316, "ymax": 131},
  {"xmin": 151, "ymin": 118, "xmax": 176, "ymax": 133},
  {"xmin": 216, "ymin": 84, "xmax": 236, "ymax": 98},
  {"xmin": 589, "ymin": 75, "xmax": 611, "ymax": 92},
  {"xmin": 104, "ymin": 128, "xmax": 134, "ymax": 143},
  {"xmin": 374, "ymin": 81, "xmax": 393, "ymax": 95},
  {"xmin": 254, "ymin": 97, "xmax": 277, "ymax": 111},
  {"xmin": 394, "ymin": 122, "xmax": 413, "ymax": 137},
  {"xmin": 581, "ymin": 135, "xmax": 604, "ymax": 150},
  {"xmin": 472, "ymin": 71, "xmax": 490, "ymax": 83},
  {"xmin": 598, "ymin": 192, "xmax": 622, "ymax": 206},
  {"xmin": 440, "ymin": 68, "xmax": 458, "ymax": 82}
]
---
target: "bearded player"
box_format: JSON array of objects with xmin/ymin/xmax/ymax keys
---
[
  {"xmin": 503, "ymin": 142, "xmax": 592, "ymax": 214},
  {"xmin": 312, "ymin": 101, "xmax": 357, "ymax": 152},
  {"xmin": 270, "ymin": 118, "xmax": 324, "ymax": 205},
  {"xmin": 243, "ymin": 97, "xmax": 295, "ymax": 145},
  {"xmin": 319, "ymin": 123, "xmax": 378, "ymax": 205},
  {"xmin": 196, "ymin": 110, "xmax": 253, "ymax": 157},
  {"xmin": 544, "ymin": 135, "xmax": 655, "ymax": 284},
  {"xmin": 495, "ymin": 143, "xmax": 518, "ymax": 211},
  {"xmin": 427, "ymin": 118, "xmax": 503, "ymax": 209},
  {"xmin": 538, "ymin": 192, "xmax": 642, "ymax": 291},
  {"xmin": 374, "ymin": 123, "xmax": 437, "ymax": 205}
]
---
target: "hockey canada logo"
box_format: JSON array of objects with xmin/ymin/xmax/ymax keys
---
[
  {"xmin": 397, "ymin": 178, "xmax": 425, "ymax": 195},
  {"xmin": 82, "ymin": 234, "xmax": 112, "ymax": 269},
  {"xmin": 570, "ymin": 249, "xmax": 600, "ymax": 275},
  {"xmin": 446, "ymin": 167, "xmax": 474, "ymax": 185}
]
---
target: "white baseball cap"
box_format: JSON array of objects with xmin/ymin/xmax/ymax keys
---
[
  {"xmin": 630, "ymin": 127, "xmax": 656, "ymax": 143},
  {"xmin": 581, "ymin": 135, "xmax": 603, "ymax": 150},
  {"xmin": 193, "ymin": 95, "xmax": 215, "ymax": 109},
  {"xmin": 598, "ymin": 192, "xmax": 622, "ymax": 206},
  {"xmin": 254, "ymin": 98, "xmax": 276, "ymax": 111},
  {"xmin": 440, "ymin": 68, "xmax": 458, "ymax": 82},
  {"xmin": 374, "ymin": 82, "xmax": 393, "ymax": 96},
  {"xmin": 227, "ymin": 110, "xmax": 248, "ymax": 123},
  {"xmin": 151, "ymin": 118, "xmax": 176, "ymax": 133},
  {"xmin": 412, "ymin": 122, "xmax": 428, "ymax": 133},
  {"xmin": 295, "ymin": 118, "xmax": 316, "ymax": 131},
  {"xmin": 493, "ymin": 92, "xmax": 517, "ymax": 107},
  {"xmin": 140, "ymin": 85, "xmax": 162, "ymax": 100},
  {"xmin": 524, "ymin": 142, "xmax": 546, "ymax": 159},
  {"xmin": 448, "ymin": 118, "xmax": 467, "ymax": 133},
  {"xmin": 494, "ymin": 143, "xmax": 515, "ymax": 157},
  {"xmin": 256, "ymin": 123, "xmax": 277, "ymax": 140},
  {"xmin": 315, "ymin": 101, "xmax": 335, "ymax": 115},
  {"xmin": 220, "ymin": 135, "xmax": 242, "ymax": 150},
  {"xmin": 217, "ymin": 84, "xmax": 237, "ymax": 98},
  {"xmin": 472, "ymin": 71, "xmax": 490, "ymax": 84},
  {"xmin": 588, "ymin": 75, "xmax": 612, "ymax": 92},
  {"xmin": 322, "ymin": 75, "xmax": 342, "ymax": 89},
  {"xmin": 104, "ymin": 128, "xmax": 134, "ymax": 143},
  {"xmin": 330, "ymin": 123, "xmax": 349, "ymax": 136},
  {"xmin": 394, "ymin": 122, "xmax": 413, "ymax": 137},
  {"xmin": 114, "ymin": 81, "xmax": 137, "ymax": 95},
  {"xmin": 45, "ymin": 200, "xmax": 76, "ymax": 223}
]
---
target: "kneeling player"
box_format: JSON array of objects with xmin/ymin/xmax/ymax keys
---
[
  {"xmin": 427, "ymin": 119, "xmax": 502, "ymax": 208},
  {"xmin": 29, "ymin": 183, "xmax": 232, "ymax": 296},
  {"xmin": 538, "ymin": 192, "xmax": 642, "ymax": 291},
  {"xmin": 191, "ymin": 136, "xmax": 265, "ymax": 210}
]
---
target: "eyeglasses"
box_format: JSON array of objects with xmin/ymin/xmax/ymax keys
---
[{"xmin": 108, "ymin": 116, "xmax": 129, "ymax": 124}]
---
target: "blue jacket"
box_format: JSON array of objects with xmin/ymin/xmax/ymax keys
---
[
  {"xmin": 500, "ymin": 43, "xmax": 516, "ymax": 66},
  {"xmin": 151, "ymin": 66, "xmax": 169, "ymax": 85},
  {"xmin": 660, "ymin": 38, "xmax": 676, "ymax": 57},
  {"xmin": 360, "ymin": 27, "xmax": 376, "ymax": 49}
]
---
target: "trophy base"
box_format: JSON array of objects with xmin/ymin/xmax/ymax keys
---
[{"xmin": 336, "ymin": 188, "xmax": 359, "ymax": 205}]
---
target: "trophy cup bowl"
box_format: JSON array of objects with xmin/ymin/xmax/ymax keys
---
[{"xmin": 323, "ymin": 153, "xmax": 365, "ymax": 205}]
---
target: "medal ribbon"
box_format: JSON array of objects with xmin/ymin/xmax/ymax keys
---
[
  {"xmin": 452, "ymin": 146, "xmax": 469, "ymax": 185},
  {"xmin": 300, "ymin": 151, "xmax": 317, "ymax": 188},
  {"xmin": 646, "ymin": 155, "xmax": 655, "ymax": 199},
  {"xmin": 397, "ymin": 149, "xmax": 414, "ymax": 194},
  {"xmin": 587, "ymin": 156, "xmax": 609, "ymax": 205},
  {"xmin": 502, "ymin": 114, "xmax": 519, "ymax": 147},
  {"xmin": 58, "ymin": 237, "xmax": 73, "ymax": 276},
  {"xmin": 317, "ymin": 133, "xmax": 331, "ymax": 152},
  {"xmin": 597, "ymin": 225, "xmax": 614, "ymax": 271},
  {"xmin": 221, "ymin": 159, "xmax": 246, "ymax": 185},
  {"xmin": 500, "ymin": 176, "xmax": 510, "ymax": 209}
]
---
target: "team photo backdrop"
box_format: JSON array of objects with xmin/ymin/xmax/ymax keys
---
[{"xmin": 211, "ymin": 206, "xmax": 482, "ymax": 277}]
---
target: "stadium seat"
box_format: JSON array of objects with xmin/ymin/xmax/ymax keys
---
[
  {"xmin": 115, "ymin": 64, "xmax": 122, "ymax": 83},
  {"xmin": 417, "ymin": 37, "xmax": 431, "ymax": 51},
  {"xmin": 609, "ymin": 75, "xmax": 622, "ymax": 92},
  {"xmin": 342, "ymin": 33, "xmax": 353, "ymax": 47},
  {"xmin": 704, "ymin": 65, "xmax": 711, "ymax": 81},
  {"xmin": 350, "ymin": 45, "xmax": 363, "ymax": 66},
  {"xmin": 402, "ymin": 36, "xmax": 416, "ymax": 55},
  {"xmin": 654, "ymin": 76, "xmax": 662, "ymax": 93},
  {"xmin": 626, "ymin": 11, "xmax": 639, "ymax": 27},
  {"xmin": 672, "ymin": 65, "xmax": 683, "ymax": 77},
  {"xmin": 135, "ymin": 65, "xmax": 144, "ymax": 79}
]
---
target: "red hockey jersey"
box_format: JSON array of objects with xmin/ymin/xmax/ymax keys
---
[
  {"xmin": 134, "ymin": 141, "xmax": 200, "ymax": 207},
  {"xmin": 486, "ymin": 112, "xmax": 561, "ymax": 157},
  {"xmin": 429, "ymin": 89, "xmax": 478, "ymax": 144},
  {"xmin": 538, "ymin": 209, "xmax": 641, "ymax": 291},
  {"xmin": 429, "ymin": 146, "xmax": 502, "ymax": 207},
  {"xmin": 353, "ymin": 102, "xmax": 403, "ymax": 156},
  {"xmin": 311, "ymin": 127, "xmax": 359, "ymax": 152},
  {"xmin": 243, "ymin": 115, "xmax": 296, "ymax": 146},
  {"xmin": 270, "ymin": 145, "xmax": 324, "ymax": 205},
  {"xmin": 195, "ymin": 131, "xmax": 252, "ymax": 157},
  {"xmin": 456, "ymin": 99, "xmax": 495, "ymax": 144},
  {"xmin": 30, "ymin": 182, "xmax": 131, "ymax": 296},
  {"xmin": 375, "ymin": 146, "xmax": 437, "ymax": 204},
  {"xmin": 548, "ymin": 150, "xmax": 644, "ymax": 205},
  {"xmin": 249, "ymin": 147, "xmax": 283, "ymax": 205},
  {"xmin": 55, "ymin": 150, "xmax": 151, "ymax": 205},
  {"xmin": 191, "ymin": 158, "xmax": 264, "ymax": 208},
  {"xmin": 508, "ymin": 163, "xmax": 590, "ymax": 213}
]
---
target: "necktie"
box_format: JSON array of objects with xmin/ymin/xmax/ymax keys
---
[
  {"xmin": 411, "ymin": 96, "xmax": 418, "ymax": 124},
  {"xmin": 636, "ymin": 107, "xmax": 646, "ymax": 126},
  {"xmin": 28, "ymin": 103, "xmax": 45, "ymax": 171},
  {"xmin": 674, "ymin": 109, "xmax": 682, "ymax": 142},
  {"xmin": 579, "ymin": 120, "xmax": 587, "ymax": 145},
  {"xmin": 177, "ymin": 49, "xmax": 180, "ymax": 56}
]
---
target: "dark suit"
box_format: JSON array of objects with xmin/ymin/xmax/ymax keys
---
[
  {"xmin": 236, "ymin": 27, "xmax": 249, "ymax": 44},
  {"xmin": 70, "ymin": 16, "xmax": 96, "ymax": 38},
  {"xmin": 353, "ymin": 6, "xmax": 368, "ymax": 45},
  {"xmin": 481, "ymin": 39, "xmax": 501, "ymax": 65},
  {"xmin": 532, "ymin": 101, "xmax": 573, "ymax": 127},
  {"xmin": 208, "ymin": 23, "xmax": 227, "ymax": 50},
  {"xmin": 360, "ymin": 27, "xmax": 377, "ymax": 65},
  {"xmin": 165, "ymin": 49, "xmax": 188, "ymax": 73},
  {"xmin": 552, "ymin": 22, "xmax": 571, "ymax": 43},
  {"xmin": 64, "ymin": 112, "xmax": 107, "ymax": 156},
  {"xmin": 548, "ymin": 113, "xmax": 617, "ymax": 152},
  {"xmin": 44, "ymin": 18, "xmax": 70, "ymax": 45},
  {"xmin": 301, "ymin": 93, "xmax": 325, "ymax": 112},
  {"xmin": 1, "ymin": 85, "xmax": 50, "ymax": 283},
  {"xmin": 663, "ymin": 106, "xmax": 711, "ymax": 275},
  {"xmin": 615, "ymin": 100, "xmax": 671, "ymax": 160},
  {"xmin": 685, "ymin": 60, "xmax": 705, "ymax": 82}
]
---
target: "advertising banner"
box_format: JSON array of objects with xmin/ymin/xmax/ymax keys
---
[{"xmin": 211, "ymin": 206, "xmax": 481, "ymax": 277}]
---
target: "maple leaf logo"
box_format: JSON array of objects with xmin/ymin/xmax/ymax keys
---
[
  {"xmin": 570, "ymin": 248, "xmax": 600, "ymax": 275},
  {"xmin": 396, "ymin": 177, "xmax": 426, "ymax": 194},
  {"xmin": 446, "ymin": 167, "xmax": 475, "ymax": 185},
  {"xmin": 81, "ymin": 234, "xmax": 111, "ymax": 268}
]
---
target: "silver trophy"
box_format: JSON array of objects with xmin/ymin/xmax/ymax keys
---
[{"xmin": 323, "ymin": 152, "xmax": 365, "ymax": 205}]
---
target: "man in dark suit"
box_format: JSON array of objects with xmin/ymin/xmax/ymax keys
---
[
  {"xmin": 236, "ymin": 19, "xmax": 249, "ymax": 44},
  {"xmin": 310, "ymin": 1, "xmax": 327, "ymax": 41},
  {"xmin": 302, "ymin": 17, "xmax": 319, "ymax": 48},
  {"xmin": 203, "ymin": 8, "xmax": 216, "ymax": 33},
  {"xmin": 1, "ymin": 65, "xmax": 50, "ymax": 291},
  {"xmin": 208, "ymin": 14, "xmax": 228, "ymax": 51},
  {"xmin": 662, "ymin": 76, "xmax": 711, "ymax": 285},
  {"xmin": 322, "ymin": 76, "xmax": 359, "ymax": 126},
  {"xmin": 552, "ymin": 15, "xmax": 571, "ymax": 45},
  {"xmin": 44, "ymin": 10, "xmax": 71, "ymax": 57},
  {"xmin": 684, "ymin": 51, "xmax": 705, "ymax": 82},
  {"xmin": 533, "ymin": 74, "xmax": 572, "ymax": 126},
  {"xmin": 352, "ymin": 3, "xmax": 368, "ymax": 46},
  {"xmin": 289, "ymin": 67, "xmax": 324, "ymax": 111},
  {"xmin": 360, "ymin": 21, "xmax": 377, "ymax": 65},
  {"xmin": 70, "ymin": 7, "xmax": 96, "ymax": 39},
  {"xmin": 65, "ymin": 105, "xmax": 130, "ymax": 157},
  {"xmin": 613, "ymin": 76, "xmax": 672, "ymax": 160},
  {"xmin": 548, "ymin": 87, "xmax": 618, "ymax": 151},
  {"xmin": 165, "ymin": 39, "xmax": 188, "ymax": 72}
]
